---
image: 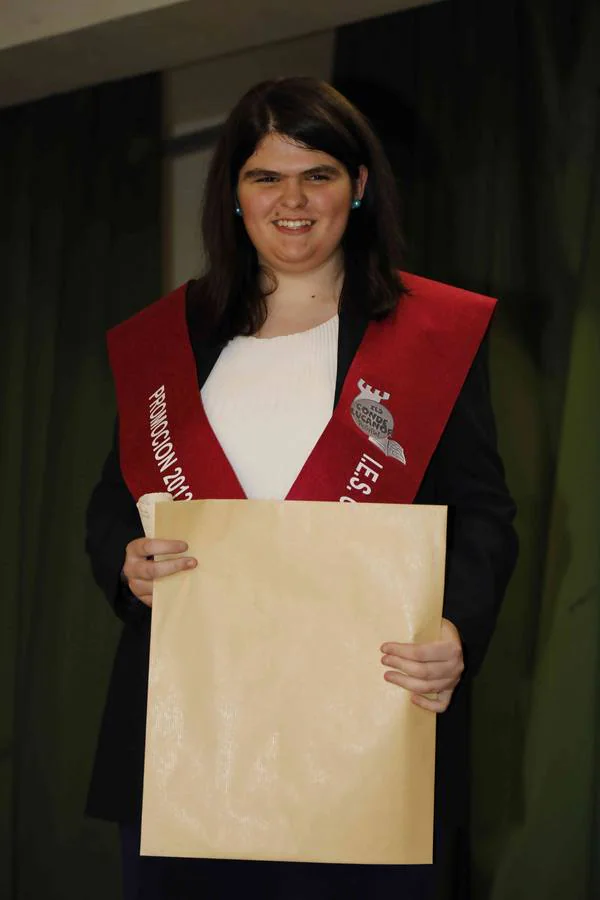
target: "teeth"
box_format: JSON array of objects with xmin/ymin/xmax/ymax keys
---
[{"xmin": 275, "ymin": 219, "xmax": 312, "ymax": 229}]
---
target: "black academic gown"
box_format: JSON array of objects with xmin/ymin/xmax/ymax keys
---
[{"xmin": 85, "ymin": 284, "xmax": 518, "ymax": 898}]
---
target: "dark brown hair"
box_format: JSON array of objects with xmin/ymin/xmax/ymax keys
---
[{"xmin": 193, "ymin": 77, "xmax": 407, "ymax": 341}]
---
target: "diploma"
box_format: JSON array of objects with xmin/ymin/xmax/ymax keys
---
[{"xmin": 141, "ymin": 499, "xmax": 446, "ymax": 864}]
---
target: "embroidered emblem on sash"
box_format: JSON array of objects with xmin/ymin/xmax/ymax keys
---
[{"xmin": 351, "ymin": 379, "xmax": 407, "ymax": 465}]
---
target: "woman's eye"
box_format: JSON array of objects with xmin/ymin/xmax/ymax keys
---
[
  {"xmin": 256, "ymin": 175, "xmax": 278, "ymax": 183},
  {"xmin": 307, "ymin": 173, "xmax": 330, "ymax": 182}
]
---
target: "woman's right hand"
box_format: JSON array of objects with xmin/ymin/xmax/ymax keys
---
[{"xmin": 122, "ymin": 538, "xmax": 197, "ymax": 608}]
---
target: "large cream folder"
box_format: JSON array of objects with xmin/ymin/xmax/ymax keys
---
[{"xmin": 141, "ymin": 499, "xmax": 446, "ymax": 864}]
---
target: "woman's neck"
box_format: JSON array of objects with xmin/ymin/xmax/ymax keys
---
[{"xmin": 257, "ymin": 254, "xmax": 343, "ymax": 338}]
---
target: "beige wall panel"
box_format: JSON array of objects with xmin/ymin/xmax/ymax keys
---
[
  {"xmin": 0, "ymin": 1, "xmax": 441, "ymax": 107},
  {"xmin": 0, "ymin": 0, "xmax": 185, "ymax": 50}
]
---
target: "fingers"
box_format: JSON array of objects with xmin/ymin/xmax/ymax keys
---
[
  {"xmin": 122, "ymin": 537, "xmax": 197, "ymax": 606},
  {"xmin": 380, "ymin": 629, "xmax": 464, "ymax": 712},
  {"xmin": 127, "ymin": 578, "xmax": 154, "ymax": 608},
  {"xmin": 380, "ymin": 640, "xmax": 462, "ymax": 664},
  {"xmin": 383, "ymin": 667, "xmax": 460, "ymax": 696},
  {"xmin": 128, "ymin": 538, "xmax": 190, "ymax": 559},
  {"xmin": 131, "ymin": 555, "xmax": 197, "ymax": 582},
  {"xmin": 380, "ymin": 653, "xmax": 458, "ymax": 680},
  {"xmin": 411, "ymin": 689, "xmax": 453, "ymax": 714}
]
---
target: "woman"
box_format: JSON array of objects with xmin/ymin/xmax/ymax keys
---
[{"xmin": 86, "ymin": 77, "xmax": 517, "ymax": 899}]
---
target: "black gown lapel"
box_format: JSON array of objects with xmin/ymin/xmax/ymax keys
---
[{"xmin": 335, "ymin": 297, "xmax": 369, "ymax": 407}]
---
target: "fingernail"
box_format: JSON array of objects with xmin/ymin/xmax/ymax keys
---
[{"xmin": 186, "ymin": 559, "xmax": 196, "ymax": 568}]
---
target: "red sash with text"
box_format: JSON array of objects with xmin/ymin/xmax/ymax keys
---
[{"xmin": 107, "ymin": 273, "xmax": 496, "ymax": 506}]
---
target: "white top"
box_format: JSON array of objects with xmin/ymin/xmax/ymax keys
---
[{"xmin": 201, "ymin": 315, "xmax": 339, "ymax": 499}]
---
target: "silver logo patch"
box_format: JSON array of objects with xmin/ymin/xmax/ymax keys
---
[{"xmin": 351, "ymin": 379, "xmax": 407, "ymax": 464}]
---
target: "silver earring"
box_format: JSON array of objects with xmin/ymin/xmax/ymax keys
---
[
  {"xmin": 351, "ymin": 199, "xmax": 362, "ymax": 210},
  {"xmin": 235, "ymin": 204, "xmax": 242, "ymax": 216}
]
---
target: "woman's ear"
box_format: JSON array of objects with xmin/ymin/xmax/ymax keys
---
[{"xmin": 356, "ymin": 165, "xmax": 369, "ymax": 200}]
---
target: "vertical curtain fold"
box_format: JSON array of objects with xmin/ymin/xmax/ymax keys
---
[
  {"xmin": 490, "ymin": 122, "xmax": 599, "ymax": 899},
  {"xmin": 0, "ymin": 74, "xmax": 162, "ymax": 899}
]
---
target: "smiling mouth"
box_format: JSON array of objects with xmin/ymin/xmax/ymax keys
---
[{"xmin": 273, "ymin": 218, "xmax": 315, "ymax": 231}]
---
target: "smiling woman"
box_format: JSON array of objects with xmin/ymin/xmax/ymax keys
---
[
  {"xmin": 85, "ymin": 77, "xmax": 517, "ymax": 900},
  {"xmin": 195, "ymin": 77, "xmax": 407, "ymax": 341},
  {"xmin": 237, "ymin": 135, "xmax": 367, "ymax": 292}
]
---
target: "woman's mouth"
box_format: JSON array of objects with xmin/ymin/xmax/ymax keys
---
[{"xmin": 273, "ymin": 219, "xmax": 315, "ymax": 234}]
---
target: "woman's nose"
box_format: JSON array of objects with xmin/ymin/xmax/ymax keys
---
[{"xmin": 280, "ymin": 177, "xmax": 307, "ymax": 208}]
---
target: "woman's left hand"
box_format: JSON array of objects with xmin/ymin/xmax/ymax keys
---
[{"xmin": 380, "ymin": 618, "xmax": 464, "ymax": 713}]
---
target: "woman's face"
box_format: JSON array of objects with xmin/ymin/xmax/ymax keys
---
[{"xmin": 237, "ymin": 132, "xmax": 367, "ymax": 276}]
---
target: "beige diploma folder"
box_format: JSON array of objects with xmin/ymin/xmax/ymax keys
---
[{"xmin": 141, "ymin": 499, "xmax": 446, "ymax": 864}]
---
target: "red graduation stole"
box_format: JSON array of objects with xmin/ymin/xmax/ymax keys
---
[{"xmin": 108, "ymin": 273, "xmax": 495, "ymax": 506}]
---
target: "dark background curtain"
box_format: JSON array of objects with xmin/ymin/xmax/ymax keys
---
[
  {"xmin": 1, "ymin": 0, "xmax": 598, "ymax": 897},
  {"xmin": 335, "ymin": 0, "xmax": 599, "ymax": 897},
  {"xmin": 0, "ymin": 75, "xmax": 162, "ymax": 899}
]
